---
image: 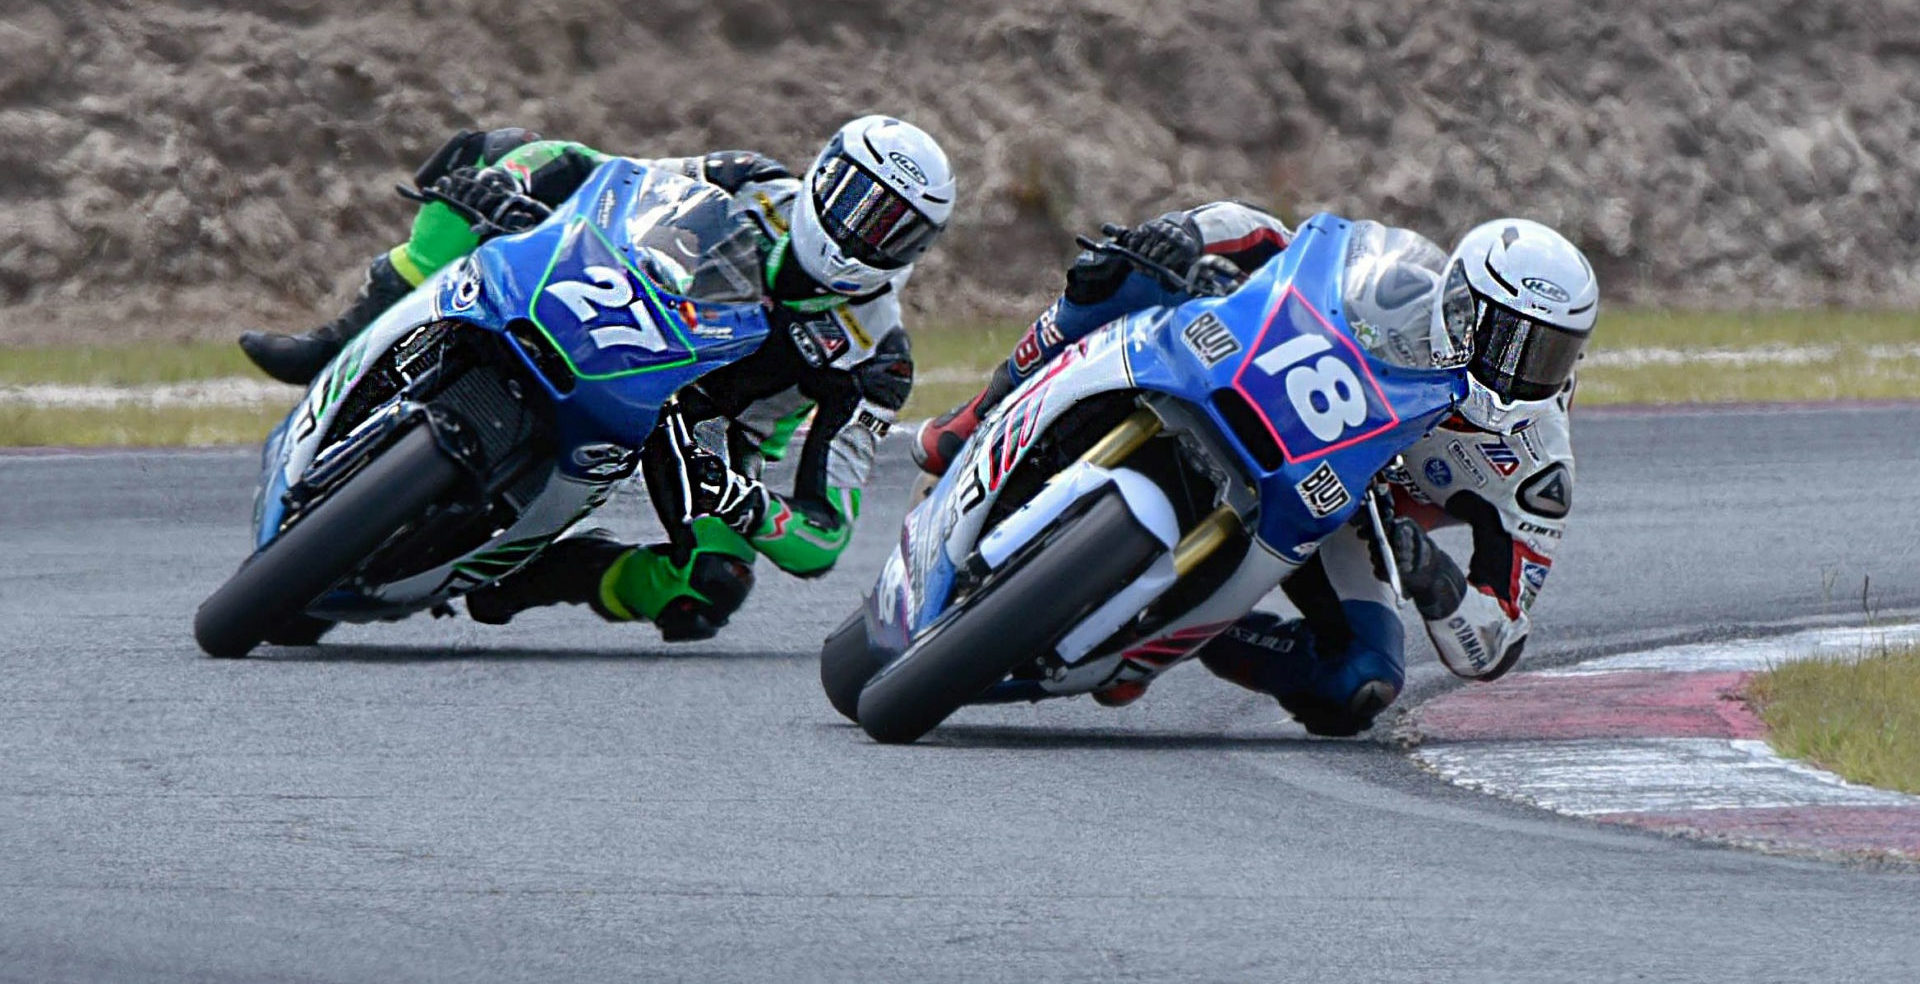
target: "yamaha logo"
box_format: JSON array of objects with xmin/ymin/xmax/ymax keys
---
[
  {"xmin": 1521, "ymin": 277, "xmax": 1571, "ymax": 303},
  {"xmin": 887, "ymin": 151, "xmax": 928, "ymax": 185}
]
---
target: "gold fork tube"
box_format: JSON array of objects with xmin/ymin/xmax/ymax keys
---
[
  {"xmin": 1078, "ymin": 408, "xmax": 1162, "ymax": 469},
  {"xmin": 1171, "ymin": 504, "xmax": 1242, "ymax": 577}
]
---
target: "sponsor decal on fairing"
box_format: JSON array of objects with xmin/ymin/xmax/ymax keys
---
[
  {"xmin": 1178, "ymin": 312, "xmax": 1242, "ymax": 368},
  {"xmin": 1294, "ymin": 461, "xmax": 1351, "ymax": 519}
]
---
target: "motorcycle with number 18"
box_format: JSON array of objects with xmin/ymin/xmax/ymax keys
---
[{"xmin": 821, "ymin": 214, "xmax": 1468, "ymax": 744}]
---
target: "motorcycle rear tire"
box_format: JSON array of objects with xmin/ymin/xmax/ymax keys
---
[
  {"xmin": 855, "ymin": 489, "xmax": 1164, "ymax": 744},
  {"xmin": 820, "ymin": 611, "xmax": 886, "ymax": 723},
  {"xmin": 194, "ymin": 426, "xmax": 463, "ymax": 659}
]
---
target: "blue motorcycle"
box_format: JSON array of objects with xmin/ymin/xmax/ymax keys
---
[
  {"xmin": 821, "ymin": 214, "xmax": 1468, "ymax": 743},
  {"xmin": 194, "ymin": 160, "xmax": 770, "ymax": 658}
]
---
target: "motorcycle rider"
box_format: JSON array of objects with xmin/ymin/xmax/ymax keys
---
[
  {"xmin": 246, "ymin": 118, "xmax": 955, "ymax": 641},
  {"xmin": 913, "ymin": 204, "xmax": 1596, "ymax": 735}
]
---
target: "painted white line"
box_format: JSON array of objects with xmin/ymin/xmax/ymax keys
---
[
  {"xmin": 1586, "ymin": 344, "xmax": 1920, "ymax": 369},
  {"xmin": 1539, "ymin": 623, "xmax": 1920, "ymax": 676},
  {"xmin": 0, "ymin": 378, "xmax": 302, "ymax": 409},
  {"xmin": 1417, "ymin": 738, "xmax": 1919, "ymax": 816}
]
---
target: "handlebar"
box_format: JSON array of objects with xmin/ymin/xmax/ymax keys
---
[
  {"xmin": 1074, "ymin": 233, "xmax": 1243, "ymax": 299},
  {"xmin": 396, "ymin": 182, "xmax": 552, "ymax": 240}
]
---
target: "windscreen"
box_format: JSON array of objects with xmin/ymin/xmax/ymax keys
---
[{"xmin": 621, "ymin": 169, "xmax": 763, "ymax": 305}]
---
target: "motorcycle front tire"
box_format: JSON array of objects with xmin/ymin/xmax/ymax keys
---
[
  {"xmin": 193, "ymin": 425, "xmax": 464, "ymax": 659},
  {"xmin": 855, "ymin": 489, "xmax": 1165, "ymax": 744}
]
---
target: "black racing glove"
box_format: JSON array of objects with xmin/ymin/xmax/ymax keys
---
[
  {"xmin": 682, "ymin": 442, "xmax": 768, "ymax": 536},
  {"xmin": 1370, "ymin": 515, "xmax": 1467, "ymax": 620},
  {"xmin": 651, "ymin": 408, "xmax": 768, "ymax": 537},
  {"xmin": 1063, "ymin": 237, "xmax": 1134, "ymax": 305},
  {"xmin": 1120, "ymin": 213, "xmax": 1204, "ymax": 279},
  {"xmin": 427, "ymin": 166, "xmax": 551, "ymax": 236}
]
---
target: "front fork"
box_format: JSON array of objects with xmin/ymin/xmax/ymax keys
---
[
  {"xmin": 1085, "ymin": 407, "xmax": 1405, "ymax": 594},
  {"xmin": 1080, "ymin": 407, "xmax": 1242, "ymax": 579}
]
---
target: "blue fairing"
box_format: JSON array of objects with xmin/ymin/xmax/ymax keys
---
[
  {"xmin": 456, "ymin": 161, "xmax": 771, "ymax": 454},
  {"xmin": 252, "ymin": 159, "xmax": 772, "ymax": 551},
  {"xmin": 1121, "ymin": 213, "xmax": 1465, "ymax": 557}
]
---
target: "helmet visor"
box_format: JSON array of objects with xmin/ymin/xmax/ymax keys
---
[
  {"xmin": 813, "ymin": 151, "xmax": 942, "ymax": 271},
  {"xmin": 1448, "ymin": 261, "xmax": 1589, "ymax": 403}
]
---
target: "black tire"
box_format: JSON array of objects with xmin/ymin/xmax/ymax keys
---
[
  {"xmin": 194, "ymin": 426, "xmax": 464, "ymax": 659},
  {"xmin": 820, "ymin": 610, "xmax": 886, "ymax": 722},
  {"xmin": 855, "ymin": 490, "xmax": 1166, "ymax": 744}
]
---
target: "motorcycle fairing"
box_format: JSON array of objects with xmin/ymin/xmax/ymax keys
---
[
  {"xmin": 249, "ymin": 160, "xmax": 774, "ymax": 617},
  {"xmin": 865, "ymin": 213, "xmax": 1467, "ymax": 697},
  {"xmin": 1120, "ymin": 213, "xmax": 1467, "ymax": 557}
]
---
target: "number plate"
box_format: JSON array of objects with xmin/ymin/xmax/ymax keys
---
[{"xmin": 1231, "ymin": 288, "xmax": 1399, "ymax": 463}]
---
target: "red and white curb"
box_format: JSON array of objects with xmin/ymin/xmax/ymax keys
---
[{"xmin": 1408, "ymin": 624, "xmax": 1920, "ymax": 860}]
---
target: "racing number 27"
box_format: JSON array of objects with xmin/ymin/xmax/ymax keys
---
[
  {"xmin": 1252, "ymin": 334, "xmax": 1366, "ymax": 442},
  {"xmin": 546, "ymin": 265, "xmax": 670, "ymax": 353}
]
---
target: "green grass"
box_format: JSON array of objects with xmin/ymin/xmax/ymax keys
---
[
  {"xmin": 903, "ymin": 317, "xmax": 1027, "ymax": 417},
  {"xmin": 1589, "ymin": 309, "xmax": 1920, "ymax": 349},
  {"xmin": 1748, "ymin": 644, "xmax": 1920, "ymax": 795},
  {"xmin": 0, "ymin": 341, "xmax": 259, "ymax": 387},
  {"xmin": 0, "ymin": 404, "xmax": 286, "ymax": 447},
  {"xmin": 1, "ymin": 309, "xmax": 1916, "ymax": 445},
  {"xmin": 905, "ymin": 309, "xmax": 1920, "ymax": 412}
]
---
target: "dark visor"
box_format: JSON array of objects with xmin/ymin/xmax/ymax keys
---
[
  {"xmin": 1470, "ymin": 302, "xmax": 1588, "ymax": 402},
  {"xmin": 813, "ymin": 151, "xmax": 941, "ymax": 271},
  {"xmin": 1447, "ymin": 262, "xmax": 1588, "ymax": 403}
]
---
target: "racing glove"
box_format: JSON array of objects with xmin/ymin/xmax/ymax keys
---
[
  {"xmin": 653, "ymin": 408, "xmax": 769, "ymax": 537},
  {"xmin": 427, "ymin": 166, "xmax": 552, "ymax": 236},
  {"xmin": 1119, "ymin": 213, "xmax": 1204, "ymax": 277},
  {"xmin": 1370, "ymin": 515, "xmax": 1467, "ymax": 621}
]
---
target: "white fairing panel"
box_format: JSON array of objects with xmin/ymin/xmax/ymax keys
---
[{"xmin": 876, "ymin": 318, "xmax": 1143, "ymax": 630}]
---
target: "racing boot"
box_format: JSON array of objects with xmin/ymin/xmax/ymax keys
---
[
  {"xmin": 240, "ymin": 255, "xmax": 413, "ymax": 385},
  {"xmin": 911, "ymin": 362, "xmax": 1015, "ymax": 476},
  {"xmin": 464, "ymin": 528, "xmax": 630, "ymax": 626},
  {"xmin": 466, "ymin": 519, "xmax": 758, "ymax": 642}
]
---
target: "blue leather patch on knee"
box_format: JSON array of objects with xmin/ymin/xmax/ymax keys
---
[
  {"xmin": 1333, "ymin": 600, "xmax": 1406, "ymax": 692},
  {"xmin": 1209, "ymin": 603, "xmax": 1405, "ymax": 707}
]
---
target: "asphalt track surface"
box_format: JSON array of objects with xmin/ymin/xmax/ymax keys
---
[{"xmin": 4, "ymin": 405, "xmax": 1920, "ymax": 983}]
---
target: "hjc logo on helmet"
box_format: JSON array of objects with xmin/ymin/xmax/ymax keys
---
[
  {"xmin": 1521, "ymin": 277, "xmax": 1571, "ymax": 303},
  {"xmin": 888, "ymin": 152, "xmax": 928, "ymax": 185}
]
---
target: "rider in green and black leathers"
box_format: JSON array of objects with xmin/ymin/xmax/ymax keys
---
[{"xmin": 240, "ymin": 118, "xmax": 957, "ymax": 640}]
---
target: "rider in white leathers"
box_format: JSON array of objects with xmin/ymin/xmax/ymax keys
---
[{"xmin": 914, "ymin": 204, "xmax": 1596, "ymax": 735}]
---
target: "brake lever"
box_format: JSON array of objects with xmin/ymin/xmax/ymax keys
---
[
  {"xmin": 1363, "ymin": 485, "xmax": 1404, "ymax": 603},
  {"xmin": 399, "ymin": 183, "xmax": 547, "ymax": 239},
  {"xmin": 1074, "ymin": 234, "xmax": 1189, "ymax": 291}
]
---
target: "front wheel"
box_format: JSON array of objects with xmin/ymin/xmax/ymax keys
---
[
  {"xmin": 855, "ymin": 490, "xmax": 1166, "ymax": 744},
  {"xmin": 193, "ymin": 425, "xmax": 464, "ymax": 658}
]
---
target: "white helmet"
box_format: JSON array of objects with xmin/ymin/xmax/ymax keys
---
[
  {"xmin": 1434, "ymin": 218, "xmax": 1599, "ymax": 433},
  {"xmin": 789, "ymin": 115, "xmax": 956, "ymax": 297}
]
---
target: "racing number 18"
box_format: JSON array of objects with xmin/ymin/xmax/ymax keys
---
[{"xmin": 1252, "ymin": 334, "xmax": 1367, "ymax": 442}]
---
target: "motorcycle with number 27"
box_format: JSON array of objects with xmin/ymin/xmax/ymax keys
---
[
  {"xmin": 194, "ymin": 159, "xmax": 772, "ymax": 658},
  {"xmin": 820, "ymin": 214, "xmax": 1469, "ymax": 743}
]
